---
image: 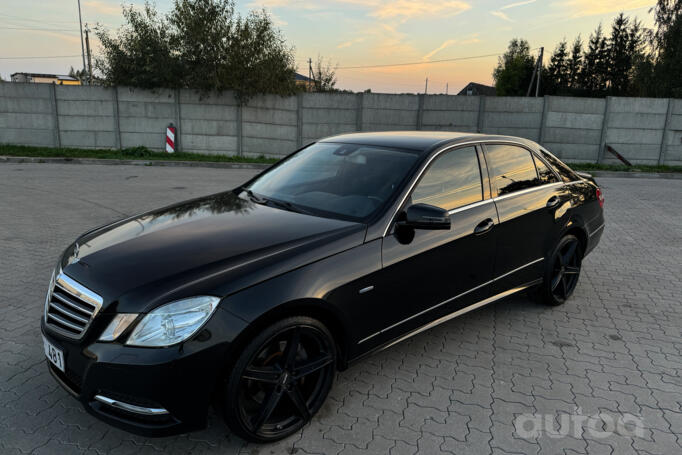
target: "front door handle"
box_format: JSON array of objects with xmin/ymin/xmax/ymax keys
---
[
  {"xmin": 474, "ymin": 218, "xmax": 494, "ymax": 235},
  {"xmin": 546, "ymin": 196, "xmax": 561, "ymax": 209}
]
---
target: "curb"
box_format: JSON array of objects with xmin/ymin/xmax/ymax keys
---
[
  {"xmin": 2, "ymin": 155, "xmax": 681, "ymax": 180},
  {"xmin": 0, "ymin": 155, "xmax": 272, "ymax": 170},
  {"xmin": 587, "ymin": 170, "xmax": 682, "ymax": 180}
]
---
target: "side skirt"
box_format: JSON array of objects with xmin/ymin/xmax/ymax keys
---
[{"xmin": 350, "ymin": 278, "xmax": 541, "ymax": 364}]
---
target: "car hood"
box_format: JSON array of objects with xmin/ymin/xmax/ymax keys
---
[{"xmin": 61, "ymin": 191, "xmax": 365, "ymax": 313}]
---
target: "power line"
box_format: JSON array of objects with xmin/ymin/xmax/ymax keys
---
[
  {"xmin": 0, "ymin": 54, "xmax": 82, "ymax": 60},
  {"xmin": 0, "ymin": 26, "xmax": 79, "ymax": 32},
  {"xmin": 336, "ymin": 51, "xmax": 505, "ymax": 70}
]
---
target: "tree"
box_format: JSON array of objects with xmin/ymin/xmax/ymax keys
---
[
  {"xmin": 68, "ymin": 66, "xmax": 88, "ymax": 83},
  {"xmin": 95, "ymin": 0, "xmax": 298, "ymax": 102},
  {"xmin": 608, "ymin": 13, "xmax": 634, "ymax": 94},
  {"xmin": 310, "ymin": 56, "xmax": 338, "ymax": 92},
  {"xmin": 493, "ymin": 39, "xmax": 536, "ymax": 96},
  {"xmin": 567, "ymin": 36, "xmax": 583, "ymax": 89},
  {"xmin": 649, "ymin": 0, "xmax": 682, "ymax": 96},
  {"xmin": 545, "ymin": 39, "xmax": 569, "ymax": 94}
]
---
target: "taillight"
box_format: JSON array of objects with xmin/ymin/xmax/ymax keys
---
[{"xmin": 596, "ymin": 188, "xmax": 604, "ymax": 208}]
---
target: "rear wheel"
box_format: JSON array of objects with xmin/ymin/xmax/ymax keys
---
[
  {"xmin": 540, "ymin": 235, "xmax": 583, "ymax": 306},
  {"xmin": 222, "ymin": 317, "xmax": 336, "ymax": 442}
]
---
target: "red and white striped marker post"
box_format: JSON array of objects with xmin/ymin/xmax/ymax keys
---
[{"xmin": 166, "ymin": 124, "xmax": 176, "ymax": 153}]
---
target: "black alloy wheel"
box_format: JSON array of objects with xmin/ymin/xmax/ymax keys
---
[
  {"xmin": 541, "ymin": 234, "xmax": 583, "ymax": 306},
  {"xmin": 223, "ymin": 317, "xmax": 336, "ymax": 442}
]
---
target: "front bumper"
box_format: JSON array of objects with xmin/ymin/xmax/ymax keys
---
[{"xmin": 41, "ymin": 307, "xmax": 248, "ymax": 437}]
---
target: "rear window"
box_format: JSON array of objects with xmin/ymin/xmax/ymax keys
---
[{"xmin": 539, "ymin": 147, "xmax": 578, "ymax": 183}]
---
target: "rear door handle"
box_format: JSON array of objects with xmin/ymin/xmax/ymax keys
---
[
  {"xmin": 474, "ymin": 218, "xmax": 494, "ymax": 235},
  {"xmin": 546, "ymin": 196, "xmax": 561, "ymax": 208}
]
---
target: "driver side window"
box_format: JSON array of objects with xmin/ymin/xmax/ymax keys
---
[{"xmin": 412, "ymin": 146, "xmax": 483, "ymax": 211}]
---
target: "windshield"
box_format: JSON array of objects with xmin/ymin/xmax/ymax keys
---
[{"xmin": 245, "ymin": 142, "xmax": 421, "ymax": 221}]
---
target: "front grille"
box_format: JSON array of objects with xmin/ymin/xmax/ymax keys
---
[{"xmin": 45, "ymin": 273, "xmax": 103, "ymax": 338}]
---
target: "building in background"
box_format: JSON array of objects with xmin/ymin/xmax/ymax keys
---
[
  {"xmin": 295, "ymin": 72, "xmax": 314, "ymax": 91},
  {"xmin": 457, "ymin": 82, "xmax": 496, "ymax": 96},
  {"xmin": 10, "ymin": 73, "xmax": 81, "ymax": 85}
]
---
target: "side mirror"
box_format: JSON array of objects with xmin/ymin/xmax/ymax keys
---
[{"xmin": 397, "ymin": 203, "xmax": 451, "ymax": 230}]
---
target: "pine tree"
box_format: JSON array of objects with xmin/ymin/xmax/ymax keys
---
[
  {"xmin": 581, "ymin": 24, "xmax": 604, "ymax": 94},
  {"xmin": 567, "ymin": 36, "xmax": 583, "ymax": 89},
  {"xmin": 546, "ymin": 39, "xmax": 569, "ymax": 94},
  {"xmin": 608, "ymin": 13, "xmax": 632, "ymax": 94}
]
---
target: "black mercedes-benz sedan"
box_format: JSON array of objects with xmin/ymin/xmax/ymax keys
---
[{"xmin": 41, "ymin": 132, "xmax": 604, "ymax": 442}]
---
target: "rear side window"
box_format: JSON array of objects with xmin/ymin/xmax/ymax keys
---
[
  {"xmin": 412, "ymin": 146, "xmax": 483, "ymax": 210},
  {"xmin": 485, "ymin": 144, "xmax": 540, "ymax": 196},
  {"xmin": 533, "ymin": 155, "xmax": 559, "ymax": 184},
  {"xmin": 539, "ymin": 147, "xmax": 577, "ymax": 182}
]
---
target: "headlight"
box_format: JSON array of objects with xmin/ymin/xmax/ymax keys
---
[
  {"xmin": 99, "ymin": 314, "xmax": 139, "ymax": 341},
  {"xmin": 125, "ymin": 296, "xmax": 221, "ymax": 347}
]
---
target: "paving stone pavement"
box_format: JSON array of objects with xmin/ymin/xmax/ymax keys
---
[{"xmin": 1, "ymin": 163, "xmax": 681, "ymax": 455}]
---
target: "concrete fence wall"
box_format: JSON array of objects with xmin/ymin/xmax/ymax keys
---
[{"xmin": 1, "ymin": 82, "xmax": 681, "ymax": 165}]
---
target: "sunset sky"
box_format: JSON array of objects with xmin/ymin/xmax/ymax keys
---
[{"xmin": 0, "ymin": 0, "xmax": 656, "ymax": 93}]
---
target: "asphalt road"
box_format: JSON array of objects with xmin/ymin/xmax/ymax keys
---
[{"xmin": 1, "ymin": 163, "xmax": 681, "ymax": 454}]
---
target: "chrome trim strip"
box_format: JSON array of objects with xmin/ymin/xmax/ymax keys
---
[
  {"xmin": 358, "ymin": 257, "xmax": 544, "ymax": 344},
  {"xmin": 447, "ymin": 198, "xmax": 494, "ymax": 216},
  {"xmin": 382, "ymin": 138, "xmax": 566, "ymax": 237},
  {"xmin": 589, "ymin": 223, "xmax": 605, "ymax": 237},
  {"xmin": 56, "ymin": 274, "xmax": 103, "ymax": 315},
  {"xmin": 492, "ymin": 182, "xmax": 563, "ymax": 202},
  {"xmin": 381, "ymin": 284, "xmax": 533, "ymax": 351},
  {"xmin": 52, "ymin": 291, "xmax": 94, "ymax": 314},
  {"xmin": 47, "ymin": 313, "xmax": 83, "ymax": 332},
  {"xmin": 48, "ymin": 302, "xmax": 90, "ymax": 324},
  {"xmin": 359, "ymin": 286, "xmax": 374, "ymax": 294},
  {"xmin": 94, "ymin": 394, "xmax": 170, "ymax": 416}
]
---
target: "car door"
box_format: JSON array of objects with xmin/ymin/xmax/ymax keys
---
[
  {"xmin": 483, "ymin": 143, "xmax": 565, "ymax": 294},
  {"xmin": 360, "ymin": 145, "xmax": 498, "ymax": 347}
]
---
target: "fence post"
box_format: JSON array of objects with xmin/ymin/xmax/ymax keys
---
[
  {"xmin": 658, "ymin": 98, "xmax": 673, "ymax": 165},
  {"xmin": 49, "ymin": 83, "xmax": 61, "ymax": 148},
  {"xmin": 112, "ymin": 86, "xmax": 121, "ymax": 149},
  {"xmin": 597, "ymin": 96, "xmax": 612, "ymax": 163},
  {"xmin": 477, "ymin": 96, "xmax": 486, "ymax": 133},
  {"xmin": 236, "ymin": 98, "xmax": 243, "ymax": 157},
  {"xmin": 416, "ymin": 94, "xmax": 424, "ymax": 130},
  {"xmin": 175, "ymin": 88, "xmax": 182, "ymax": 152},
  {"xmin": 356, "ymin": 92, "xmax": 364, "ymax": 132},
  {"xmin": 296, "ymin": 92, "xmax": 303, "ymax": 148},
  {"xmin": 539, "ymin": 95, "xmax": 549, "ymax": 145}
]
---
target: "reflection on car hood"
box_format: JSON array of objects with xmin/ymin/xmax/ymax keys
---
[{"xmin": 61, "ymin": 191, "xmax": 365, "ymax": 313}]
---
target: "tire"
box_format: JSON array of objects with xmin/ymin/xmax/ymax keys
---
[
  {"xmin": 539, "ymin": 234, "xmax": 583, "ymax": 306},
  {"xmin": 222, "ymin": 316, "xmax": 336, "ymax": 442}
]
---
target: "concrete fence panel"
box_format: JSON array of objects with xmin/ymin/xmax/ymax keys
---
[{"xmin": 0, "ymin": 82, "xmax": 680, "ymax": 164}]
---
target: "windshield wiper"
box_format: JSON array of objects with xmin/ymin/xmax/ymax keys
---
[
  {"xmin": 239, "ymin": 187, "xmax": 267, "ymax": 204},
  {"xmin": 266, "ymin": 198, "xmax": 314, "ymax": 216}
]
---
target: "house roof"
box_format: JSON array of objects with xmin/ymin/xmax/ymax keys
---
[
  {"xmin": 294, "ymin": 72, "xmax": 313, "ymax": 82},
  {"xmin": 11, "ymin": 72, "xmax": 78, "ymax": 81},
  {"xmin": 457, "ymin": 82, "xmax": 496, "ymax": 96}
]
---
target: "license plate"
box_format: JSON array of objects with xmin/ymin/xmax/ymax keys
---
[{"xmin": 43, "ymin": 336, "xmax": 65, "ymax": 372}]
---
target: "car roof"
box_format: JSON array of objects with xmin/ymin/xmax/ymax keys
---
[{"xmin": 318, "ymin": 131, "xmax": 538, "ymax": 152}]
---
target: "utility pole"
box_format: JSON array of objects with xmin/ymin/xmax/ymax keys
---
[
  {"xmin": 77, "ymin": 0, "xmax": 87, "ymax": 83},
  {"xmin": 85, "ymin": 25, "xmax": 93, "ymax": 84},
  {"xmin": 445, "ymin": 82, "xmax": 448, "ymax": 95},
  {"xmin": 308, "ymin": 57, "xmax": 314, "ymax": 92},
  {"xmin": 424, "ymin": 77, "xmax": 428, "ymax": 94},
  {"xmin": 535, "ymin": 47, "xmax": 543, "ymax": 97},
  {"xmin": 526, "ymin": 46, "xmax": 544, "ymax": 97}
]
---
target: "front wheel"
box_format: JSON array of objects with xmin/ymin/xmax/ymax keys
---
[
  {"xmin": 540, "ymin": 235, "xmax": 583, "ymax": 306},
  {"xmin": 222, "ymin": 316, "xmax": 336, "ymax": 442}
]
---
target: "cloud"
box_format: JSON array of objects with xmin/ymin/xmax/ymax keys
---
[
  {"xmin": 501, "ymin": 0, "xmax": 537, "ymax": 9},
  {"xmin": 556, "ymin": 0, "xmax": 653, "ymax": 17},
  {"xmin": 82, "ymin": 1, "xmax": 122, "ymax": 16},
  {"xmin": 422, "ymin": 36, "xmax": 480, "ymax": 60},
  {"xmin": 490, "ymin": 10, "xmax": 513, "ymax": 21},
  {"xmin": 370, "ymin": 1, "xmax": 471, "ymax": 19},
  {"xmin": 337, "ymin": 37, "xmax": 365, "ymax": 49}
]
